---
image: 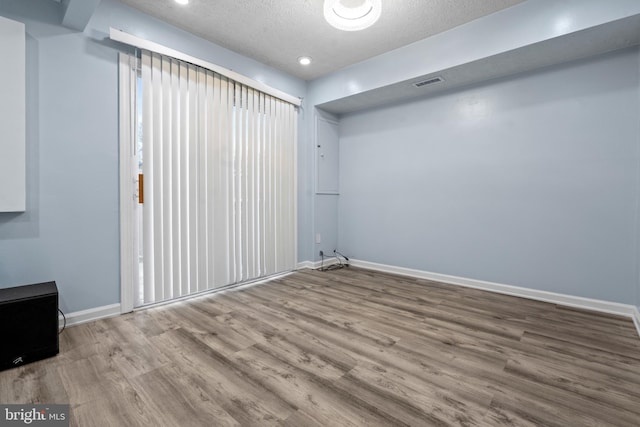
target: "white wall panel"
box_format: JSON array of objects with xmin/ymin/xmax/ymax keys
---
[
  {"xmin": 0, "ymin": 15, "xmax": 25, "ymax": 212},
  {"xmin": 316, "ymin": 117, "xmax": 339, "ymax": 194}
]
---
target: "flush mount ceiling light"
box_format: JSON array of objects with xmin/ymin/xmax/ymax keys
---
[
  {"xmin": 174, "ymin": 0, "xmax": 189, "ymax": 5},
  {"xmin": 324, "ymin": 0, "xmax": 381, "ymax": 32},
  {"xmin": 298, "ymin": 56, "xmax": 312, "ymax": 66}
]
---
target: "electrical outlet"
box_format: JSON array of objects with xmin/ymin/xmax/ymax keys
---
[
  {"xmin": 319, "ymin": 250, "xmax": 324, "ymax": 257},
  {"xmin": 315, "ymin": 233, "xmax": 321, "ymax": 244}
]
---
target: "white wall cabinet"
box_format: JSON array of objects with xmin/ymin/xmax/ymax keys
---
[{"xmin": 0, "ymin": 15, "xmax": 25, "ymax": 212}]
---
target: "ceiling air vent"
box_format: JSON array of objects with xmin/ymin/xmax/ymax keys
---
[{"xmin": 413, "ymin": 76, "xmax": 444, "ymax": 88}]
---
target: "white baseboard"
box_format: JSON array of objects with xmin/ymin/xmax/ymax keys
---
[
  {"xmin": 351, "ymin": 259, "xmax": 640, "ymax": 336},
  {"xmin": 296, "ymin": 261, "xmax": 315, "ymax": 270},
  {"xmin": 59, "ymin": 303, "xmax": 121, "ymax": 328},
  {"xmin": 297, "ymin": 257, "xmax": 341, "ymax": 270}
]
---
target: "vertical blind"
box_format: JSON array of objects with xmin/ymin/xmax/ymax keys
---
[{"xmin": 139, "ymin": 50, "xmax": 297, "ymax": 306}]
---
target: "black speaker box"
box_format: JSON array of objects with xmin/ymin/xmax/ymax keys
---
[{"xmin": 0, "ymin": 281, "xmax": 59, "ymax": 371}]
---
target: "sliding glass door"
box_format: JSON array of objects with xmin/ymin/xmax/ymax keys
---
[{"xmin": 120, "ymin": 51, "xmax": 297, "ymax": 308}]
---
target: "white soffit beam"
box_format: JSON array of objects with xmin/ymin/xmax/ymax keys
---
[
  {"xmin": 62, "ymin": 0, "xmax": 102, "ymax": 31},
  {"xmin": 318, "ymin": 14, "xmax": 640, "ymax": 115},
  {"xmin": 309, "ymin": 0, "xmax": 640, "ymax": 107}
]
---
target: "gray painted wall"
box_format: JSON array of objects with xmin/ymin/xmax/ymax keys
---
[
  {"xmin": 338, "ymin": 48, "xmax": 640, "ymax": 304},
  {"xmin": 0, "ymin": 0, "xmax": 306, "ymax": 313}
]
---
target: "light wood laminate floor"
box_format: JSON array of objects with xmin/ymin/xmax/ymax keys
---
[{"xmin": 1, "ymin": 267, "xmax": 640, "ymax": 426}]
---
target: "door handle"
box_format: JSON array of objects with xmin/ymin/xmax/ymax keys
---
[{"xmin": 138, "ymin": 174, "xmax": 144, "ymax": 204}]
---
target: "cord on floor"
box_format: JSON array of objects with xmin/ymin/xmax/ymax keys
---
[{"xmin": 58, "ymin": 308, "xmax": 66, "ymax": 334}]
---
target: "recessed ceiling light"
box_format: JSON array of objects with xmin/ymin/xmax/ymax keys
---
[
  {"xmin": 298, "ymin": 56, "xmax": 312, "ymax": 66},
  {"xmin": 324, "ymin": 0, "xmax": 381, "ymax": 32},
  {"xmin": 175, "ymin": 0, "xmax": 189, "ymax": 5}
]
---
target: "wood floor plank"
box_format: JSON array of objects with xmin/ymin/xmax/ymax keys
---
[
  {"xmin": 520, "ymin": 331, "xmax": 640, "ymax": 374},
  {"xmin": 70, "ymin": 385, "xmax": 160, "ymax": 427},
  {"xmin": 277, "ymin": 409, "xmax": 326, "ymax": 427},
  {"xmin": 56, "ymin": 354, "xmax": 130, "ymax": 406},
  {"xmin": 503, "ymin": 354, "xmax": 640, "ymax": 414},
  {"xmin": 235, "ymin": 345, "xmax": 401, "ymax": 427},
  {"xmin": 512, "ymin": 319, "xmax": 640, "ymax": 360},
  {"xmin": 279, "ymin": 285, "xmax": 513, "ymax": 372},
  {"xmin": 128, "ymin": 364, "xmax": 241, "ymax": 427},
  {"xmin": 259, "ymin": 335, "xmax": 353, "ymax": 381},
  {"xmin": 1, "ymin": 267, "xmax": 639, "ymax": 426},
  {"xmin": 0, "ymin": 363, "xmax": 68, "ymax": 404},
  {"xmin": 338, "ymin": 358, "xmax": 490, "ymax": 426},
  {"xmin": 148, "ymin": 329, "xmax": 294, "ymax": 425},
  {"xmin": 483, "ymin": 392, "xmax": 599, "ymax": 427},
  {"xmin": 485, "ymin": 371, "xmax": 640, "ymax": 427},
  {"xmin": 524, "ymin": 308, "xmax": 640, "ymax": 339},
  {"xmin": 507, "ymin": 337, "xmax": 640, "ymax": 392},
  {"xmin": 224, "ymin": 288, "xmax": 501, "ymax": 405},
  {"xmin": 212, "ymin": 298, "xmax": 363, "ymax": 374}
]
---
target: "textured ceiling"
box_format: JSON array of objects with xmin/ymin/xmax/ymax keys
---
[{"xmin": 119, "ymin": 0, "xmax": 525, "ymax": 80}]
